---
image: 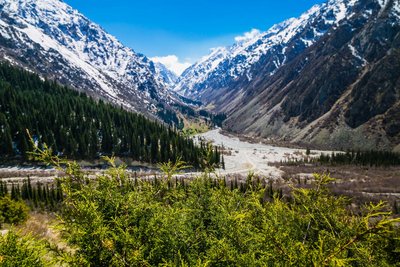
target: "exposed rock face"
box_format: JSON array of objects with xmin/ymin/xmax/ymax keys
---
[
  {"xmin": 175, "ymin": 0, "xmax": 361, "ymax": 110},
  {"xmin": 224, "ymin": 0, "xmax": 400, "ymax": 151}
]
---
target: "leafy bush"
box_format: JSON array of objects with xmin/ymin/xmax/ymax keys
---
[
  {"xmin": 0, "ymin": 231, "xmax": 48, "ymax": 267},
  {"xmin": 0, "ymin": 196, "xmax": 29, "ymax": 227}
]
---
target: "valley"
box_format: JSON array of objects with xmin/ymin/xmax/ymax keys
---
[
  {"xmin": 0, "ymin": 0, "xmax": 399, "ymax": 265},
  {"xmin": 197, "ymin": 128, "xmax": 331, "ymax": 177},
  {"xmin": 0, "ymin": 128, "xmax": 330, "ymax": 180}
]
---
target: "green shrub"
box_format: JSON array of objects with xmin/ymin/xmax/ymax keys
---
[
  {"xmin": 0, "ymin": 196, "xmax": 29, "ymax": 227},
  {"xmin": 0, "ymin": 231, "xmax": 47, "ymax": 267},
  {"xmin": 55, "ymin": 164, "xmax": 400, "ymax": 266}
]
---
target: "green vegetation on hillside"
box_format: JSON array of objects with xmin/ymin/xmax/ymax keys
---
[{"xmin": 0, "ymin": 62, "xmax": 219, "ymax": 167}]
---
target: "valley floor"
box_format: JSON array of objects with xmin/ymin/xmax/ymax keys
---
[
  {"xmin": 197, "ymin": 129, "xmax": 400, "ymax": 207},
  {"xmin": 196, "ymin": 129, "xmax": 333, "ymax": 178}
]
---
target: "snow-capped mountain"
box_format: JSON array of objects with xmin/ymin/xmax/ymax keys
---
[
  {"xmin": 221, "ymin": 0, "xmax": 400, "ymax": 151},
  {"xmin": 175, "ymin": 0, "xmax": 363, "ymax": 102},
  {"xmin": 0, "ymin": 0, "xmax": 178, "ymax": 117},
  {"xmin": 174, "ymin": 46, "xmax": 228, "ymax": 96},
  {"xmin": 153, "ymin": 62, "xmax": 178, "ymax": 88}
]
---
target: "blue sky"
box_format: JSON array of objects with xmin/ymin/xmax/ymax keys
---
[{"xmin": 64, "ymin": 0, "xmax": 326, "ymax": 74}]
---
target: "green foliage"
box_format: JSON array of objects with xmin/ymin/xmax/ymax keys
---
[
  {"xmin": 0, "ymin": 231, "xmax": 50, "ymax": 267},
  {"xmin": 31, "ymin": 143, "xmax": 400, "ymax": 266},
  {"xmin": 200, "ymin": 143, "xmax": 221, "ymax": 173},
  {"xmin": 0, "ymin": 196, "xmax": 29, "ymax": 227},
  {"xmin": 158, "ymin": 156, "xmax": 190, "ymax": 181}
]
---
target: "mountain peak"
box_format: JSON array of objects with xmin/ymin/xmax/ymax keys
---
[{"xmin": 173, "ymin": 0, "xmax": 363, "ymax": 99}]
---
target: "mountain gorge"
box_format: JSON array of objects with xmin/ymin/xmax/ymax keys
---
[{"xmin": 175, "ymin": 0, "xmax": 400, "ymax": 151}]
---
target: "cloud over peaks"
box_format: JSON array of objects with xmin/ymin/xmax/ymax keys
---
[
  {"xmin": 151, "ymin": 55, "xmax": 191, "ymax": 75},
  {"xmin": 235, "ymin": 29, "xmax": 261, "ymax": 42}
]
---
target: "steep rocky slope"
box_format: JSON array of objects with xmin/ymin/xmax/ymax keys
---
[
  {"xmin": 223, "ymin": 0, "xmax": 400, "ymax": 151},
  {"xmin": 175, "ymin": 0, "xmax": 360, "ymax": 108},
  {"xmin": 174, "ymin": 0, "xmax": 399, "ymax": 151}
]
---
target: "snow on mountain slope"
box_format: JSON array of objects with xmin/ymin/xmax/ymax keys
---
[
  {"xmin": 0, "ymin": 0, "xmax": 175, "ymax": 116},
  {"xmin": 222, "ymin": 0, "xmax": 400, "ymax": 151},
  {"xmin": 153, "ymin": 62, "xmax": 178, "ymax": 88},
  {"xmin": 174, "ymin": 46, "xmax": 228, "ymax": 96},
  {"xmin": 175, "ymin": 0, "xmax": 359, "ymax": 100}
]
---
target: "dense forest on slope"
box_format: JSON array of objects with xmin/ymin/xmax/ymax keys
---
[{"xmin": 0, "ymin": 62, "xmax": 219, "ymax": 167}]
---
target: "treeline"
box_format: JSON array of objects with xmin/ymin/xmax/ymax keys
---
[
  {"xmin": 318, "ymin": 150, "xmax": 400, "ymax": 167},
  {"xmin": 156, "ymin": 104, "xmax": 183, "ymax": 129},
  {"xmin": 281, "ymin": 149, "xmax": 400, "ymax": 167},
  {"xmin": 0, "ymin": 62, "xmax": 219, "ymax": 167},
  {"xmin": 0, "ymin": 178, "xmax": 63, "ymax": 210},
  {"xmin": 198, "ymin": 109, "xmax": 227, "ymax": 127}
]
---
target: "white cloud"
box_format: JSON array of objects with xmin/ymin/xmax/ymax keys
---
[
  {"xmin": 151, "ymin": 55, "xmax": 192, "ymax": 75},
  {"xmin": 234, "ymin": 28, "xmax": 261, "ymax": 42}
]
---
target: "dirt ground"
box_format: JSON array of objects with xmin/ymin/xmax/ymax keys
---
[{"xmin": 276, "ymin": 163, "xmax": 400, "ymax": 208}]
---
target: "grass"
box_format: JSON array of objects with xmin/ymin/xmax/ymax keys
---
[{"xmin": 182, "ymin": 120, "xmax": 210, "ymax": 136}]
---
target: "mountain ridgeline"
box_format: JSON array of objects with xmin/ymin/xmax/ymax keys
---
[
  {"xmin": 0, "ymin": 62, "xmax": 220, "ymax": 167},
  {"xmin": 0, "ymin": 0, "xmax": 194, "ymax": 127},
  {"xmin": 175, "ymin": 0, "xmax": 400, "ymax": 151}
]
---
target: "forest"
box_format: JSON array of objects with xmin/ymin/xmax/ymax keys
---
[{"xmin": 0, "ymin": 62, "xmax": 220, "ymax": 167}]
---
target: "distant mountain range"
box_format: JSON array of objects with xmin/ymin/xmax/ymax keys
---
[{"xmin": 1, "ymin": 0, "xmax": 399, "ymax": 151}]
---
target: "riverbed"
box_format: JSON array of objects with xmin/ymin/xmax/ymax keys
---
[
  {"xmin": 0, "ymin": 129, "xmax": 334, "ymax": 182},
  {"xmin": 197, "ymin": 129, "xmax": 332, "ymax": 178}
]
